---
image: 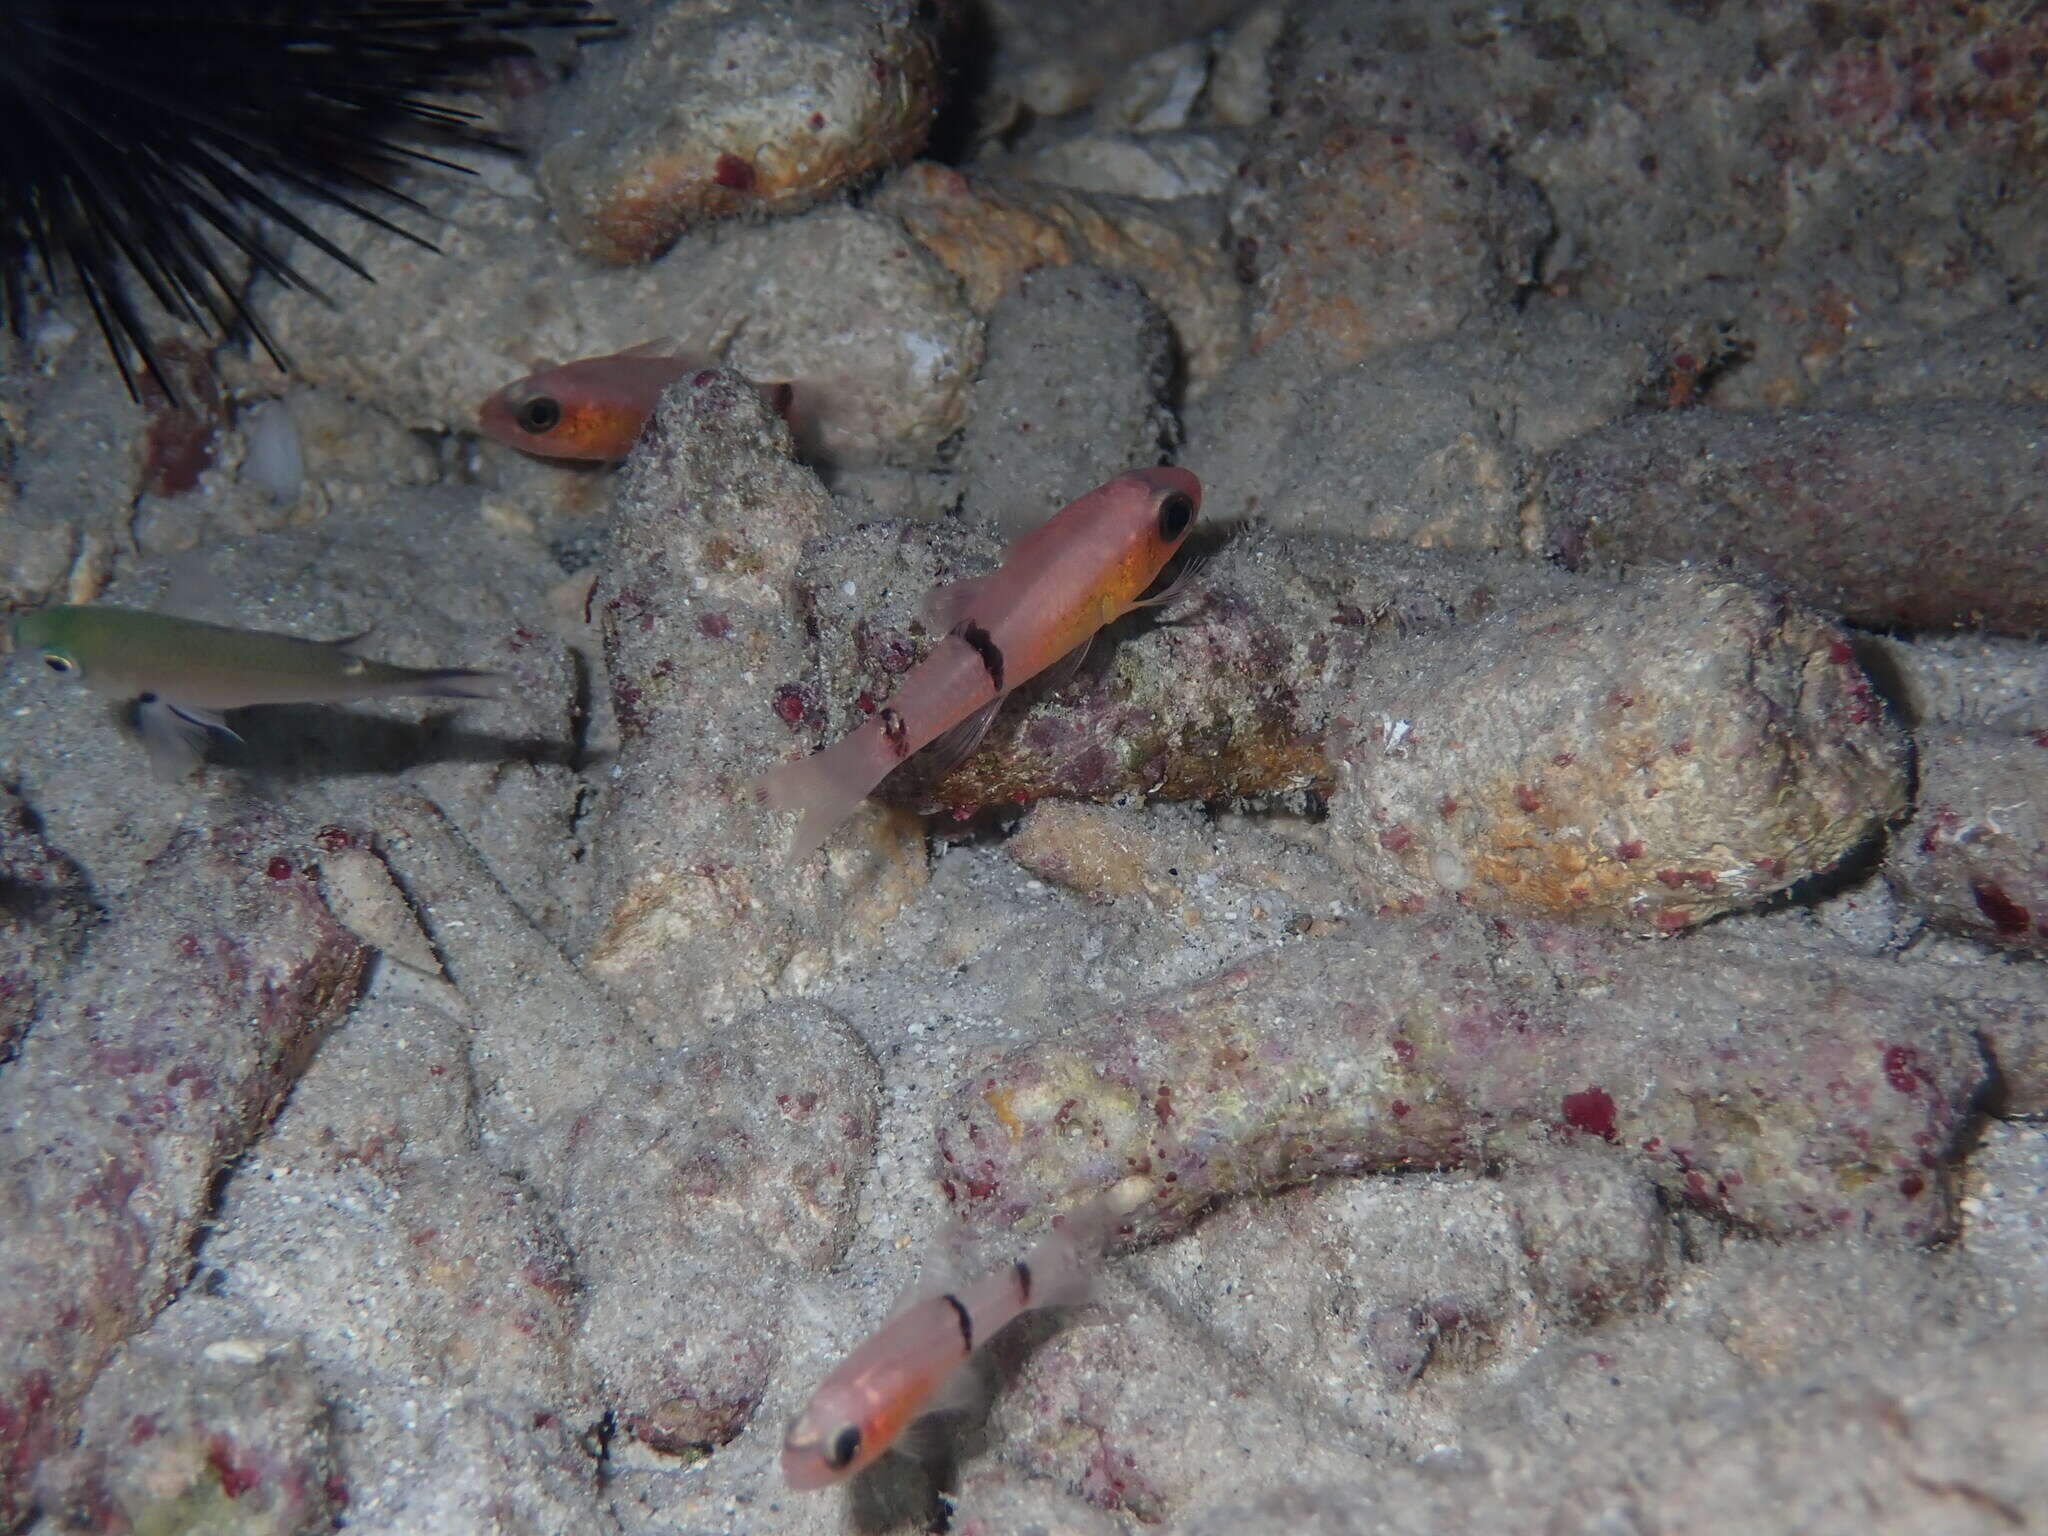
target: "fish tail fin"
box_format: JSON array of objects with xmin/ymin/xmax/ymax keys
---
[
  {"xmin": 399, "ymin": 668, "xmax": 508, "ymax": 702},
  {"xmin": 757, "ymin": 730, "xmax": 892, "ymax": 864}
]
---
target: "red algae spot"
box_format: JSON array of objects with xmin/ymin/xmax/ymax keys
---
[
  {"xmin": 1656, "ymin": 869, "xmax": 1687, "ymax": 889},
  {"xmin": 696, "ymin": 611, "xmax": 732, "ymax": 639},
  {"xmin": 1560, "ymin": 1087, "xmax": 1618, "ymax": 1141},
  {"xmin": 139, "ymin": 339, "xmax": 228, "ymax": 498},
  {"xmin": 128, "ymin": 1413, "xmax": 159, "ymax": 1445},
  {"xmin": 1438, "ymin": 795, "xmax": 1460, "ymax": 819},
  {"xmin": 1971, "ymin": 879, "xmax": 2031, "ymax": 935},
  {"xmin": 1918, "ymin": 805, "xmax": 1961, "ymax": 853},
  {"xmin": 1391, "ymin": 1038, "xmax": 1416, "ymax": 1065},
  {"xmin": 1654, "ymin": 909, "xmax": 1690, "ymax": 935},
  {"xmin": 771, "ymin": 685, "xmax": 808, "ymax": 726},
  {"xmin": 1552, "ymin": 752, "xmax": 1575, "ymax": 768},
  {"xmin": 207, "ymin": 1435, "xmax": 259, "ymax": 1498},
  {"xmin": 314, "ymin": 825, "xmax": 352, "ymax": 853},
  {"xmin": 808, "ymin": 111, "xmax": 826, "ymax": 130},
  {"xmin": 1882, "ymin": 1045, "xmax": 1920, "ymax": 1096},
  {"xmin": 1391, "ymin": 1099, "xmax": 1411, "ymax": 1119},
  {"xmin": 1828, "ymin": 640, "xmax": 1855, "ymax": 665},
  {"xmin": 1378, "ymin": 825, "xmax": 1415, "ymax": 854},
  {"xmin": 1154, "ymin": 1085, "xmax": 1175, "ymax": 1125},
  {"xmin": 324, "ymin": 1473, "xmax": 351, "ymax": 1510},
  {"xmin": 1514, "ymin": 784, "xmax": 1542, "ymax": 814},
  {"xmin": 1899, "ymin": 1173, "xmax": 1926, "ymax": 1200},
  {"xmin": 265, "ymin": 856, "xmax": 292, "ymax": 880},
  {"xmin": 1616, "ymin": 839, "xmax": 1645, "ymax": 861},
  {"xmin": 2033, "ymin": 731, "xmax": 2048, "ymax": 749},
  {"xmin": 712, "ymin": 153, "xmax": 756, "ymax": 190},
  {"xmin": 1671, "ymin": 737, "xmax": 1693, "ymax": 756},
  {"xmin": 855, "ymin": 692, "xmax": 876, "ymax": 714}
]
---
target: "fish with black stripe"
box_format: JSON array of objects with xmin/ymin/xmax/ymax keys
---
[{"xmin": 780, "ymin": 1195, "xmax": 1127, "ymax": 1491}]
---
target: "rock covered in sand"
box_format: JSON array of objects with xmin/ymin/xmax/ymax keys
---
[
  {"xmin": 936, "ymin": 915, "xmax": 1984, "ymax": 1248},
  {"xmin": 957, "ymin": 265, "xmax": 1177, "ymax": 537},
  {"xmin": 533, "ymin": 0, "xmax": 941, "ymax": 265},
  {"xmin": 0, "ymin": 811, "xmax": 366, "ymax": 1526}
]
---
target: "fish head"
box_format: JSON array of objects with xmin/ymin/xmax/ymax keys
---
[
  {"xmin": 10, "ymin": 606, "xmax": 92, "ymax": 686},
  {"xmin": 477, "ymin": 365, "xmax": 634, "ymax": 463},
  {"xmin": 780, "ymin": 1406, "xmax": 868, "ymax": 1491},
  {"xmin": 1088, "ymin": 466, "xmax": 1203, "ymax": 606}
]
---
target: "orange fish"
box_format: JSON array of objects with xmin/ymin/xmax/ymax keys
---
[
  {"xmin": 781, "ymin": 1202, "xmax": 1114, "ymax": 1491},
  {"xmin": 758, "ymin": 467, "xmax": 1203, "ymax": 862},
  {"xmin": 477, "ymin": 342, "xmax": 796, "ymax": 463}
]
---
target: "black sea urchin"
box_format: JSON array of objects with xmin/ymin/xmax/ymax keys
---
[{"xmin": 0, "ymin": 1, "xmax": 604, "ymax": 398}]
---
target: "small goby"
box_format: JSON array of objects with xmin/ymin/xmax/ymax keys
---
[
  {"xmin": 11, "ymin": 605, "xmax": 504, "ymax": 777},
  {"xmin": 781, "ymin": 1202, "xmax": 1117, "ymax": 1491},
  {"xmin": 477, "ymin": 344, "xmax": 798, "ymax": 464},
  {"xmin": 758, "ymin": 466, "xmax": 1203, "ymax": 862}
]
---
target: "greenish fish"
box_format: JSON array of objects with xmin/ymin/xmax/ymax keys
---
[{"xmin": 11, "ymin": 605, "xmax": 505, "ymax": 777}]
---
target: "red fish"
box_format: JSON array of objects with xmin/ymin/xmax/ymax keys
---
[
  {"xmin": 477, "ymin": 342, "xmax": 796, "ymax": 463},
  {"xmin": 781, "ymin": 1198, "xmax": 1121, "ymax": 1491},
  {"xmin": 759, "ymin": 467, "xmax": 1203, "ymax": 862}
]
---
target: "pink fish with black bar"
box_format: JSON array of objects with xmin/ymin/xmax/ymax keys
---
[
  {"xmin": 781, "ymin": 1197, "xmax": 1124, "ymax": 1490},
  {"xmin": 756, "ymin": 466, "xmax": 1204, "ymax": 862}
]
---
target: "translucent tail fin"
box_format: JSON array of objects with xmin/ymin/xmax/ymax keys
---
[{"xmin": 758, "ymin": 733, "xmax": 890, "ymax": 864}]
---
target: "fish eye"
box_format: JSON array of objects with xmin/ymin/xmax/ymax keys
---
[
  {"xmin": 824, "ymin": 1424, "xmax": 862, "ymax": 1470},
  {"xmin": 42, "ymin": 652, "xmax": 75, "ymax": 674},
  {"xmin": 1157, "ymin": 491, "xmax": 1195, "ymax": 542},
  {"xmin": 517, "ymin": 396, "xmax": 563, "ymax": 434}
]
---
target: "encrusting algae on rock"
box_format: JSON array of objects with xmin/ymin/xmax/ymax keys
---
[{"xmin": 936, "ymin": 914, "xmax": 1985, "ymax": 1250}]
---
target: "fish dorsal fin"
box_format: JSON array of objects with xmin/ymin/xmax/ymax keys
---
[
  {"xmin": 924, "ymin": 576, "xmax": 988, "ymax": 633},
  {"xmin": 617, "ymin": 335, "xmax": 683, "ymax": 360}
]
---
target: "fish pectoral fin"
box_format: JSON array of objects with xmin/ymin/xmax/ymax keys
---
[
  {"xmin": 914, "ymin": 696, "xmax": 1004, "ymax": 782},
  {"xmin": 904, "ymin": 1360, "xmax": 990, "ymax": 1440},
  {"xmin": 923, "ymin": 576, "xmax": 988, "ymax": 633},
  {"xmin": 1123, "ymin": 554, "xmax": 1210, "ymax": 615},
  {"xmin": 168, "ymin": 701, "xmax": 240, "ymax": 741},
  {"xmin": 1034, "ymin": 635, "xmax": 1094, "ymax": 696},
  {"xmin": 135, "ymin": 697, "xmax": 222, "ymax": 779}
]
